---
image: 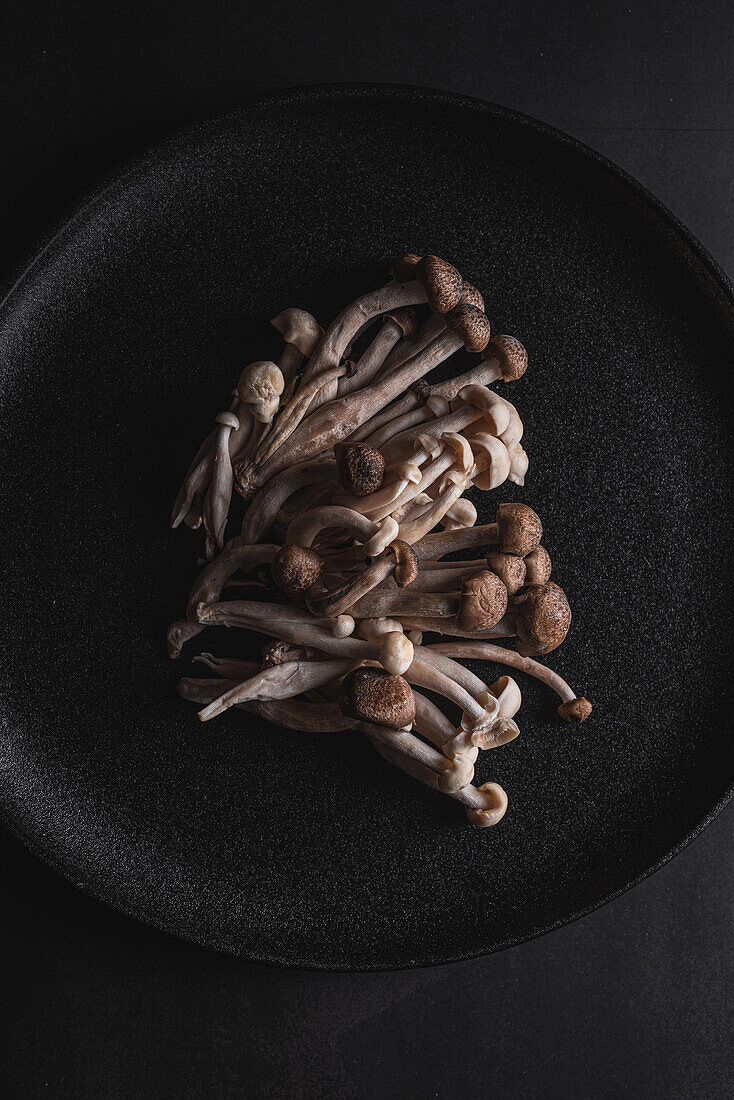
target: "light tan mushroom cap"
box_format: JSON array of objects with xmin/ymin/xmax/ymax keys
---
[
  {"xmin": 389, "ymin": 252, "xmax": 422, "ymax": 283},
  {"xmin": 271, "ymin": 545, "xmax": 323, "ymax": 595},
  {"xmin": 458, "ymin": 569, "xmax": 508, "ymax": 632},
  {"xmin": 484, "ymin": 334, "xmax": 528, "ymax": 381},
  {"xmin": 466, "ymin": 782, "xmax": 508, "ymax": 827},
  {"xmin": 416, "ymin": 255, "xmax": 463, "ymax": 314},
  {"xmin": 496, "ymin": 502, "xmax": 543, "ymax": 557},
  {"xmin": 558, "ymin": 697, "xmax": 592, "ymax": 723},
  {"xmin": 513, "ymin": 581, "xmax": 571, "ymax": 656},
  {"xmin": 487, "ymin": 551, "xmax": 527, "ymax": 596},
  {"xmin": 270, "ymin": 309, "xmax": 324, "ymax": 356},
  {"xmin": 340, "ymin": 667, "xmax": 416, "ymax": 729},
  {"xmin": 524, "ymin": 544, "xmax": 552, "ymax": 586},
  {"xmin": 334, "ymin": 442, "xmax": 385, "ymax": 497},
  {"xmin": 446, "ymin": 303, "xmax": 491, "ymax": 353}
]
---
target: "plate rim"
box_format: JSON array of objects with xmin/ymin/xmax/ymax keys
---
[{"xmin": 1, "ymin": 82, "xmax": 733, "ymax": 971}]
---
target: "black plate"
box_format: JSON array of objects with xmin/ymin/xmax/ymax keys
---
[{"xmin": 1, "ymin": 86, "xmax": 733, "ymax": 970}]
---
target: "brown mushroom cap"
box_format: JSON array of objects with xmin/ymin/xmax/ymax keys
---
[
  {"xmin": 558, "ymin": 697, "xmax": 592, "ymax": 723},
  {"xmin": 340, "ymin": 667, "xmax": 416, "ymax": 729},
  {"xmin": 416, "ymin": 255, "xmax": 464, "ymax": 314},
  {"xmin": 384, "ymin": 307, "xmax": 419, "ymax": 338},
  {"xmin": 409, "ymin": 379, "xmax": 431, "ymax": 403},
  {"xmin": 460, "ymin": 282, "xmax": 485, "ymax": 310},
  {"xmin": 387, "ymin": 539, "xmax": 418, "ymax": 587},
  {"xmin": 389, "ymin": 252, "xmax": 422, "ymax": 283},
  {"xmin": 271, "ymin": 545, "xmax": 323, "ymax": 594},
  {"xmin": 458, "ymin": 569, "xmax": 508, "ymax": 632},
  {"xmin": 496, "ymin": 503, "xmax": 542, "ymax": 556},
  {"xmin": 513, "ymin": 582, "xmax": 571, "ymax": 656},
  {"xmin": 445, "ymin": 303, "xmax": 491, "ymax": 353},
  {"xmin": 334, "ymin": 442, "xmax": 385, "ymax": 496},
  {"xmin": 524, "ymin": 544, "xmax": 552, "ymax": 586},
  {"xmin": 486, "ymin": 551, "xmax": 527, "ymax": 596},
  {"xmin": 484, "ymin": 334, "xmax": 528, "ymax": 381}
]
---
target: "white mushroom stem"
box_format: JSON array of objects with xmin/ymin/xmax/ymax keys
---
[
  {"xmin": 248, "ymin": 361, "xmax": 348, "ymax": 466},
  {"xmin": 427, "ymin": 641, "xmax": 581, "ymax": 705},
  {"xmin": 237, "ymin": 330, "xmax": 464, "ymax": 497},
  {"xmin": 285, "ymin": 505, "xmax": 377, "ymax": 548},
  {"xmin": 239, "ymin": 460, "xmax": 336, "ymax": 544},
  {"xmin": 197, "ymin": 658, "xmax": 356, "ymax": 722},
  {"xmin": 379, "ymin": 313, "xmax": 446, "ymax": 376},
  {"xmin": 166, "ymin": 544, "xmax": 278, "ymax": 659},
  {"xmin": 179, "ymin": 678, "xmax": 353, "ymax": 732},
  {"xmin": 299, "ymin": 278, "xmax": 428, "ymax": 385},
  {"xmin": 337, "ymin": 317, "xmax": 406, "ymax": 396},
  {"xmin": 362, "ymin": 395, "xmax": 450, "ymax": 452},
  {"xmin": 192, "ymin": 653, "xmax": 260, "ymax": 678},
  {"xmin": 347, "ymin": 385, "xmax": 430, "ymax": 444},
  {"xmin": 369, "ymin": 738, "xmax": 508, "ymax": 826},
  {"xmin": 194, "ymin": 602, "xmax": 490, "ymax": 725},
  {"xmin": 379, "ymin": 406, "xmax": 483, "ymax": 468},
  {"xmin": 203, "ymin": 413, "xmax": 239, "ymax": 559},
  {"xmin": 396, "ymin": 614, "xmax": 515, "ymax": 641},
  {"xmin": 414, "ymin": 520, "xmax": 503, "ymax": 560}
]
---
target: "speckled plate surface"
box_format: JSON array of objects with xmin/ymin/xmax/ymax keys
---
[{"xmin": 1, "ymin": 86, "xmax": 733, "ymax": 970}]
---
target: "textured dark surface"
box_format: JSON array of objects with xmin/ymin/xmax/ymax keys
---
[
  {"xmin": 3, "ymin": 3, "xmax": 734, "ymax": 1097},
  {"xmin": 2, "ymin": 87, "xmax": 733, "ymax": 972}
]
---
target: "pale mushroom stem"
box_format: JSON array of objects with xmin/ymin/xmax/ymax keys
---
[
  {"xmin": 299, "ymin": 278, "xmax": 428, "ymax": 384},
  {"xmin": 369, "ymin": 737, "xmax": 508, "ymax": 826},
  {"xmin": 236, "ymin": 330, "xmax": 463, "ymax": 499},
  {"xmin": 428, "ymin": 642, "xmax": 583, "ymax": 706},
  {"xmin": 197, "ymin": 658, "xmax": 356, "ymax": 722},
  {"xmin": 239, "ymin": 461, "xmax": 337, "ymax": 545},
  {"xmin": 337, "ymin": 317, "xmax": 405, "ymax": 397},
  {"xmin": 179, "ymin": 678, "xmax": 353, "ymax": 732}
]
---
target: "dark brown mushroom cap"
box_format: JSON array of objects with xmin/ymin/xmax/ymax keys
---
[
  {"xmin": 271, "ymin": 545, "xmax": 323, "ymax": 595},
  {"xmin": 458, "ymin": 569, "xmax": 508, "ymax": 632},
  {"xmin": 339, "ymin": 667, "xmax": 416, "ymax": 729},
  {"xmin": 384, "ymin": 307, "xmax": 419, "ymax": 338},
  {"xmin": 409, "ymin": 379, "xmax": 431, "ymax": 403},
  {"xmin": 558, "ymin": 696, "xmax": 592, "ymax": 723},
  {"xmin": 387, "ymin": 539, "xmax": 418, "ymax": 587},
  {"xmin": 445, "ymin": 304, "xmax": 491, "ymax": 353},
  {"xmin": 513, "ymin": 582, "xmax": 571, "ymax": 656},
  {"xmin": 496, "ymin": 503, "xmax": 542, "ymax": 556},
  {"xmin": 484, "ymin": 334, "xmax": 528, "ymax": 381},
  {"xmin": 334, "ymin": 442, "xmax": 385, "ymax": 497},
  {"xmin": 416, "ymin": 255, "xmax": 463, "ymax": 314},
  {"xmin": 486, "ymin": 551, "xmax": 527, "ymax": 596},
  {"xmin": 524, "ymin": 544, "xmax": 552, "ymax": 586},
  {"xmin": 460, "ymin": 282, "xmax": 485, "ymax": 310},
  {"xmin": 389, "ymin": 252, "xmax": 422, "ymax": 283}
]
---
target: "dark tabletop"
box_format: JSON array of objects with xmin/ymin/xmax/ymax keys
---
[{"xmin": 2, "ymin": 2, "xmax": 733, "ymax": 1097}]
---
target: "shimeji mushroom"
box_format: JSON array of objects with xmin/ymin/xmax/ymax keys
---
[
  {"xmin": 197, "ymin": 656, "xmax": 357, "ymax": 723},
  {"xmin": 369, "ymin": 736, "xmax": 509, "ymax": 826},
  {"xmin": 428, "ymin": 640, "xmax": 591, "ymax": 722},
  {"xmin": 337, "ymin": 308, "xmax": 418, "ymax": 397},
  {"xmin": 347, "ymin": 569, "xmax": 508, "ymax": 632},
  {"xmin": 333, "ymin": 443, "xmax": 385, "ymax": 496},
  {"xmin": 270, "ymin": 308, "xmax": 324, "ymax": 383},
  {"xmin": 179, "ymin": 677, "xmax": 354, "ymax": 732},
  {"xmin": 398, "ymin": 580, "xmax": 571, "ymax": 653},
  {"xmin": 238, "ymin": 459, "xmax": 337, "ymax": 545},
  {"xmin": 166, "ymin": 543, "xmax": 279, "ymax": 659},
  {"xmin": 414, "ymin": 503, "xmax": 543, "ymax": 561},
  {"xmin": 202, "ymin": 412, "xmax": 240, "ymax": 559},
  {"xmin": 234, "ymin": 301, "xmax": 491, "ymax": 498}
]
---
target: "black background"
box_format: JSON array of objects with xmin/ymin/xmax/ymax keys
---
[{"xmin": 1, "ymin": 2, "xmax": 733, "ymax": 1097}]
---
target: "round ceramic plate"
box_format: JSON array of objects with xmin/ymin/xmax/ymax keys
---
[{"xmin": 1, "ymin": 86, "xmax": 733, "ymax": 970}]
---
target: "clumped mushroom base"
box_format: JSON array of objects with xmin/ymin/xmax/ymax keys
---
[{"xmin": 169, "ymin": 254, "xmax": 592, "ymax": 828}]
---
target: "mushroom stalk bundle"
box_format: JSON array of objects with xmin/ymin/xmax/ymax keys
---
[{"xmin": 169, "ymin": 253, "xmax": 592, "ymax": 827}]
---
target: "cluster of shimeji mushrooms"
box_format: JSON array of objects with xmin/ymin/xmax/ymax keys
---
[{"xmin": 169, "ymin": 254, "xmax": 591, "ymax": 828}]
